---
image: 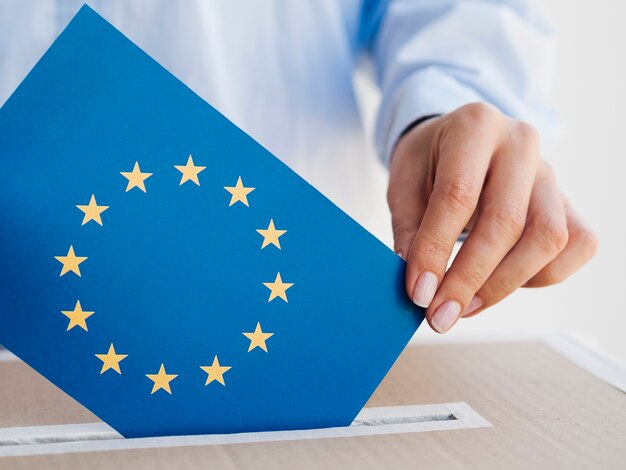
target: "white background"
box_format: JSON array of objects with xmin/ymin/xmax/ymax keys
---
[{"xmin": 404, "ymin": 0, "xmax": 626, "ymax": 362}]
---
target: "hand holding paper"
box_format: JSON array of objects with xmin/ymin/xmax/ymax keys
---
[{"xmin": 389, "ymin": 107, "xmax": 597, "ymax": 332}]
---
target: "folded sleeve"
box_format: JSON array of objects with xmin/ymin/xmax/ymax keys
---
[{"xmin": 360, "ymin": 0, "xmax": 560, "ymax": 165}]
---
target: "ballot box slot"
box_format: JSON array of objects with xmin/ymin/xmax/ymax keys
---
[
  {"xmin": 352, "ymin": 412, "xmax": 457, "ymax": 427},
  {"xmin": 0, "ymin": 403, "xmax": 491, "ymax": 457}
]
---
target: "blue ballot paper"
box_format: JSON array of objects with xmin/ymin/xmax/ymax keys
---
[{"xmin": 0, "ymin": 6, "xmax": 424, "ymax": 438}]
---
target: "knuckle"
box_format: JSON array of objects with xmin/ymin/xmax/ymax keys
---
[
  {"xmin": 535, "ymin": 266, "xmax": 566, "ymax": 286},
  {"xmin": 493, "ymin": 275, "xmax": 516, "ymax": 296},
  {"xmin": 436, "ymin": 176, "xmax": 479, "ymax": 213},
  {"xmin": 454, "ymin": 265, "xmax": 486, "ymax": 291},
  {"xmin": 457, "ymin": 102, "xmax": 502, "ymax": 126},
  {"xmin": 571, "ymin": 226, "xmax": 600, "ymax": 259},
  {"xmin": 386, "ymin": 183, "xmax": 401, "ymax": 210},
  {"xmin": 489, "ymin": 203, "xmax": 526, "ymax": 240},
  {"xmin": 543, "ymin": 264, "xmax": 569, "ymax": 286},
  {"xmin": 512, "ymin": 120, "xmax": 541, "ymax": 149},
  {"xmin": 483, "ymin": 276, "xmax": 515, "ymax": 301},
  {"xmin": 392, "ymin": 221, "xmax": 416, "ymax": 243},
  {"xmin": 527, "ymin": 217, "xmax": 569, "ymax": 255},
  {"xmin": 420, "ymin": 231, "xmax": 451, "ymax": 260},
  {"xmin": 539, "ymin": 160, "xmax": 556, "ymax": 178}
]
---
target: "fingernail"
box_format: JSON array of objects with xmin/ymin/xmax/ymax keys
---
[
  {"xmin": 462, "ymin": 296, "xmax": 484, "ymax": 317},
  {"xmin": 412, "ymin": 271, "xmax": 438, "ymax": 307},
  {"xmin": 431, "ymin": 300, "xmax": 461, "ymax": 333},
  {"xmin": 396, "ymin": 250, "xmax": 404, "ymax": 260}
]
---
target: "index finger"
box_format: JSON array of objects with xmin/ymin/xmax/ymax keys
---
[{"xmin": 405, "ymin": 106, "xmax": 502, "ymax": 307}]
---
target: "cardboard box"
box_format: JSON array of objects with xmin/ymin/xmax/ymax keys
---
[{"xmin": 0, "ymin": 338, "xmax": 624, "ymax": 468}]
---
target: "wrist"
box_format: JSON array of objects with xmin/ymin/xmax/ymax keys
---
[{"xmin": 398, "ymin": 114, "xmax": 442, "ymax": 140}]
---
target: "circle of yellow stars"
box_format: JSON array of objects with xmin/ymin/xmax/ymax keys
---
[{"xmin": 54, "ymin": 155, "xmax": 292, "ymax": 395}]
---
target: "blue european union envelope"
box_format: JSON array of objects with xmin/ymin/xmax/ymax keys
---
[{"xmin": 0, "ymin": 6, "xmax": 423, "ymax": 438}]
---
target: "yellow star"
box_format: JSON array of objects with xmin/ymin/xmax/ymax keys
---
[
  {"xmin": 224, "ymin": 176, "xmax": 255, "ymax": 206},
  {"xmin": 76, "ymin": 194, "xmax": 109, "ymax": 226},
  {"xmin": 55, "ymin": 245, "xmax": 87, "ymax": 277},
  {"xmin": 243, "ymin": 322, "xmax": 274, "ymax": 352},
  {"xmin": 200, "ymin": 356, "xmax": 232, "ymax": 386},
  {"xmin": 146, "ymin": 363, "xmax": 178, "ymax": 395},
  {"xmin": 61, "ymin": 300, "xmax": 94, "ymax": 331},
  {"xmin": 95, "ymin": 343, "xmax": 127, "ymax": 374},
  {"xmin": 120, "ymin": 161, "xmax": 153, "ymax": 192},
  {"xmin": 256, "ymin": 219, "xmax": 287, "ymax": 249},
  {"xmin": 174, "ymin": 154, "xmax": 206, "ymax": 186},
  {"xmin": 263, "ymin": 272, "xmax": 294, "ymax": 303}
]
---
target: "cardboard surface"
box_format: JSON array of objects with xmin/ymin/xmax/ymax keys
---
[
  {"xmin": 0, "ymin": 5, "xmax": 423, "ymax": 437},
  {"xmin": 0, "ymin": 361, "xmax": 96, "ymax": 428},
  {"xmin": 1, "ymin": 341, "xmax": 624, "ymax": 468}
]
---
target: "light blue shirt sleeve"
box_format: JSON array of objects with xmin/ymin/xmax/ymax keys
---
[{"xmin": 360, "ymin": 0, "xmax": 560, "ymax": 165}]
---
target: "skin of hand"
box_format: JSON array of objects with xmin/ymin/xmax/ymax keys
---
[{"xmin": 388, "ymin": 102, "xmax": 598, "ymax": 333}]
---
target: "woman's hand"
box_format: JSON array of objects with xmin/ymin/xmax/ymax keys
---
[{"xmin": 388, "ymin": 103, "xmax": 598, "ymax": 333}]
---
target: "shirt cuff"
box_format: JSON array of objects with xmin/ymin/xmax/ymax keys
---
[{"xmin": 375, "ymin": 67, "xmax": 484, "ymax": 166}]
